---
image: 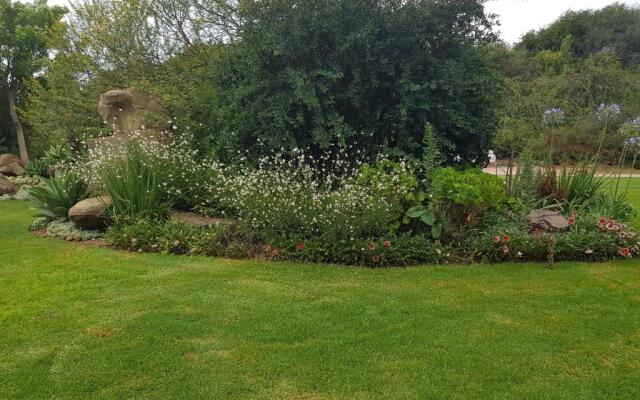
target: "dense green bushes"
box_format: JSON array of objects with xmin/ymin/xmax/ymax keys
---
[{"xmin": 204, "ymin": 0, "xmax": 502, "ymax": 163}]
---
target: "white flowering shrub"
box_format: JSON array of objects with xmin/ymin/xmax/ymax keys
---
[
  {"xmin": 213, "ymin": 149, "xmax": 416, "ymax": 244},
  {"xmin": 72, "ymin": 130, "xmax": 225, "ymax": 211}
]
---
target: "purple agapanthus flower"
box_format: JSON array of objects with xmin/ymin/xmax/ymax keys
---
[
  {"xmin": 543, "ymin": 107, "xmax": 565, "ymax": 126},
  {"xmin": 596, "ymin": 103, "xmax": 622, "ymax": 121},
  {"xmin": 629, "ymin": 116, "xmax": 640, "ymax": 131}
]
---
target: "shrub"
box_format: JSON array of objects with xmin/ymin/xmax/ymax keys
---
[
  {"xmin": 24, "ymin": 159, "xmax": 48, "ymax": 177},
  {"xmin": 43, "ymin": 143, "xmax": 73, "ymax": 166},
  {"xmin": 216, "ymin": 151, "xmax": 415, "ymax": 244},
  {"xmin": 470, "ymin": 212, "xmax": 639, "ymax": 263},
  {"xmin": 275, "ymin": 235, "xmax": 455, "ymax": 267},
  {"xmin": 75, "ymin": 131, "xmax": 223, "ymax": 212},
  {"xmin": 29, "ymin": 172, "xmax": 86, "ymax": 219},
  {"xmin": 432, "ymin": 168, "xmax": 506, "ymax": 229},
  {"xmin": 99, "ymin": 143, "xmax": 170, "ymax": 224},
  {"xmin": 107, "ymin": 219, "xmax": 248, "ymax": 258}
]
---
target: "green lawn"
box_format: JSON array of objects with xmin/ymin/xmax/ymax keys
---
[{"xmin": 1, "ymin": 201, "xmax": 640, "ymax": 399}]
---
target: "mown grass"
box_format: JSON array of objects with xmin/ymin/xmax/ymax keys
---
[{"xmin": 1, "ymin": 200, "xmax": 639, "ymax": 399}]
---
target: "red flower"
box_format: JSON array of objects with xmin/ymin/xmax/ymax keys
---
[
  {"xmin": 383, "ymin": 240, "xmax": 392, "ymax": 249},
  {"xmin": 492, "ymin": 236, "xmax": 501, "ymax": 244},
  {"xmin": 295, "ymin": 243, "xmax": 305, "ymax": 252},
  {"xmin": 568, "ymin": 218, "xmax": 576, "ymax": 226},
  {"xmin": 619, "ymin": 247, "xmax": 631, "ymax": 257},
  {"xmin": 368, "ymin": 242, "xmax": 378, "ymax": 252},
  {"xmin": 371, "ymin": 255, "xmax": 381, "ymax": 264},
  {"xmin": 502, "ymin": 235, "xmax": 511, "ymax": 243},
  {"xmin": 599, "ymin": 218, "xmax": 607, "ymax": 225}
]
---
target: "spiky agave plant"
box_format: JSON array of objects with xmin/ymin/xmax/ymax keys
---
[{"xmin": 29, "ymin": 172, "xmax": 87, "ymax": 219}]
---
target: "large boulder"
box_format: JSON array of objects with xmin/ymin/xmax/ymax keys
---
[
  {"xmin": 0, "ymin": 174, "xmax": 17, "ymax": 196},
  {"xmin": 69, "ymin": 196, "xmax": 112, "ymax": 230},
  {"xmin": 98, "ymin": 89, "xmax": 170, "ymax": 136},
  {"xmin": 527, "ymin": 209, "xmax": 569, "ymax": 231},
  {"xmin": 0, "ymin": 154, "xmax": 25, "ymax": 176}
]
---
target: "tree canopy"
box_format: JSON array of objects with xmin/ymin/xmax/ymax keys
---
[
  {"xmin": 518, "ymin": 3, "xmax": 640, "ymax": 66},
  {"xmin": 0, "ymin": 0, "xmax": 67, "ymax": 162},
  {"xmin": 200, "ymin": 0, "xmax": 503, "ymax": 163}
]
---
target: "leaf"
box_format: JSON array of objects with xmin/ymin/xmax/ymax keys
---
[
  {"xmin": 420, "ymin": 210, "xmax": 436, "ymax": 225},
  {"xmin": 406, "ymin": 205, "xmax": 426, "ymax": 218},
  {"xmin": 431, "ymin": 223, "xmax": 442, "ymax": 239}
]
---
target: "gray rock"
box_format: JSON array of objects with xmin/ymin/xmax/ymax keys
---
[
  {"xmin": 169, "ymin": 210, "xmax": 239, "ymax": 233},
  {"xmin": 527, "ymin": 209, "xmax": 569, "ymax": 231},
  {"xmin": 0, "ymin": 173, "xmax": 17, "ymax": 196},
  {"xmin": 0, "ymin": 154, "xmax": 25, "ymax": 176},
  {"xmin": 69, "ymin": 196, "xmax": 112, "ymax": 230}
]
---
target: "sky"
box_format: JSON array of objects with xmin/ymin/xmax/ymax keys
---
[{"xmin": 40, "ymin": 0, "xmax": 640, "ymax": 44}]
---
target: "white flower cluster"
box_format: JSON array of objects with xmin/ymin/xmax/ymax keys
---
[
  {"xmin": 72, "ymin": 131, "xmax": 414, "ymax": 242},
  {"xmin": 210, "ymin": 148, "xmax": 412, "ymax": 241}
]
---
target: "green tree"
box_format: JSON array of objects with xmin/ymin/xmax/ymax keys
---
[
  {"xmin": 519, "ymin": 4, "xmax": 640, "ymax": 66},
  {"xmin": 0, "ymin": 0, "xmax": 67, "ymax": 162},
  {"xmin": 203, "ymin": 0, "xmax": 503, "ymax": 163}
]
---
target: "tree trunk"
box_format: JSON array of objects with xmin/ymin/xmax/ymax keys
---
[{"xmin": 7, "ymin": 88, "xmax": 29, "ymax": 163}]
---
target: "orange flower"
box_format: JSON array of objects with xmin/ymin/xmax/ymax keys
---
[
  {"xmin": 383, "ymin": 240, "xmax": 392, "ymax": 249},
  {"xmin": 502, "ymin": 235, "xmax": 511, "ymax": 243},
  {"xmin": 368, "ymin": 242, "xmax": 378, "ymax": 251},
  {"xmin": 568, "ymin": 218, "xmax": 575, "ymax": 226}
]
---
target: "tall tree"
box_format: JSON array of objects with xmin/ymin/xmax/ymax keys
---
[
  {"xmin": 0, "ymin": 0, "xmax": 67, "ymax": 162},
  {"xmin": 204, "ymin": 0, "xmax": 503, "ymax": 164}
]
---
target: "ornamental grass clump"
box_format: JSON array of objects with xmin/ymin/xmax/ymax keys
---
[
  {"xmin": 29, "ymin": 171, "xmax": 86, "ymax": 219},
  {"xmin": 99, "ymin": 143, "xmax": 169, "ymax": 224}
]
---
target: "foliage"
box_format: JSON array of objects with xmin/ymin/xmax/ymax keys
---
[
  {"xmin": 203, "ymin": 0, "xmax": 502, "ymax": 163},
  {"xmin": 43, "ymin": 143, "xmax": 72, "ymax": 166},
  {"xmin": 42, "ymin": 219, "xmax": 104, "ymax": 241},
  {"xmin": 0, "ymin": 0, "xmax": 68, "ymax": 161},
  {"xmin": 420, "ymin": 123, "xmax": 442, "ymax": 190},
  {"xmin": 405, "ymin": 205, "xmax": 445, "ymax": 239},
  {"xmin": 23, "ymin": 158, "xmax": 47, "ymax": 176},
  {"xmin": 432, "ymin": 168, "xmax": 506, "ymax": 228},
  {"xmin": 470, "ymin": 213, "xmax": 639, "ymax": 263},
  {"xmin": 278, "ymin": 235, "xmax": 454, "ymax": 267},
  {"xmin": 28, "ymin": 171, "xmax": 86, "ymax": 219},
  {"xmin": 216, "ymin": 151, "xmax": 412, "ymax": 245},
  {"xmin": 518, "ymin": 4, "xmax": 640, "ymax": 66},
  {"xmin": 99, "ymin": 143, "xmax": 170, "ymax": 223},
  {"xmin": 107, "ymin": 219, "xmax": 248, "ymax": 258},
  {"xmin": 553, "ymin": 162, "xmax": 605, "ymax": 208}
]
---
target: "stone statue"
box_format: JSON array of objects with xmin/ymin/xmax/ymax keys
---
[
  {"xmin": 98, "ymin": 89, "xmax": 169, "ymax": 136},
  {"xmin": 88, "ymin": 89, "xmax": 170, "ymax": 153}
]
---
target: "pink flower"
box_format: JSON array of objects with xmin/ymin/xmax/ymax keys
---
[
  {"xmin": 619, "ymin": 247, "xmax": 631, "ymax": 257},
  {"xmin": 493, "ymin": 236, "xmax": 501, "ymax": 244},
  {"xmin": 502, "ymin": 246, "xmax": 510, "ymax": 255}
]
